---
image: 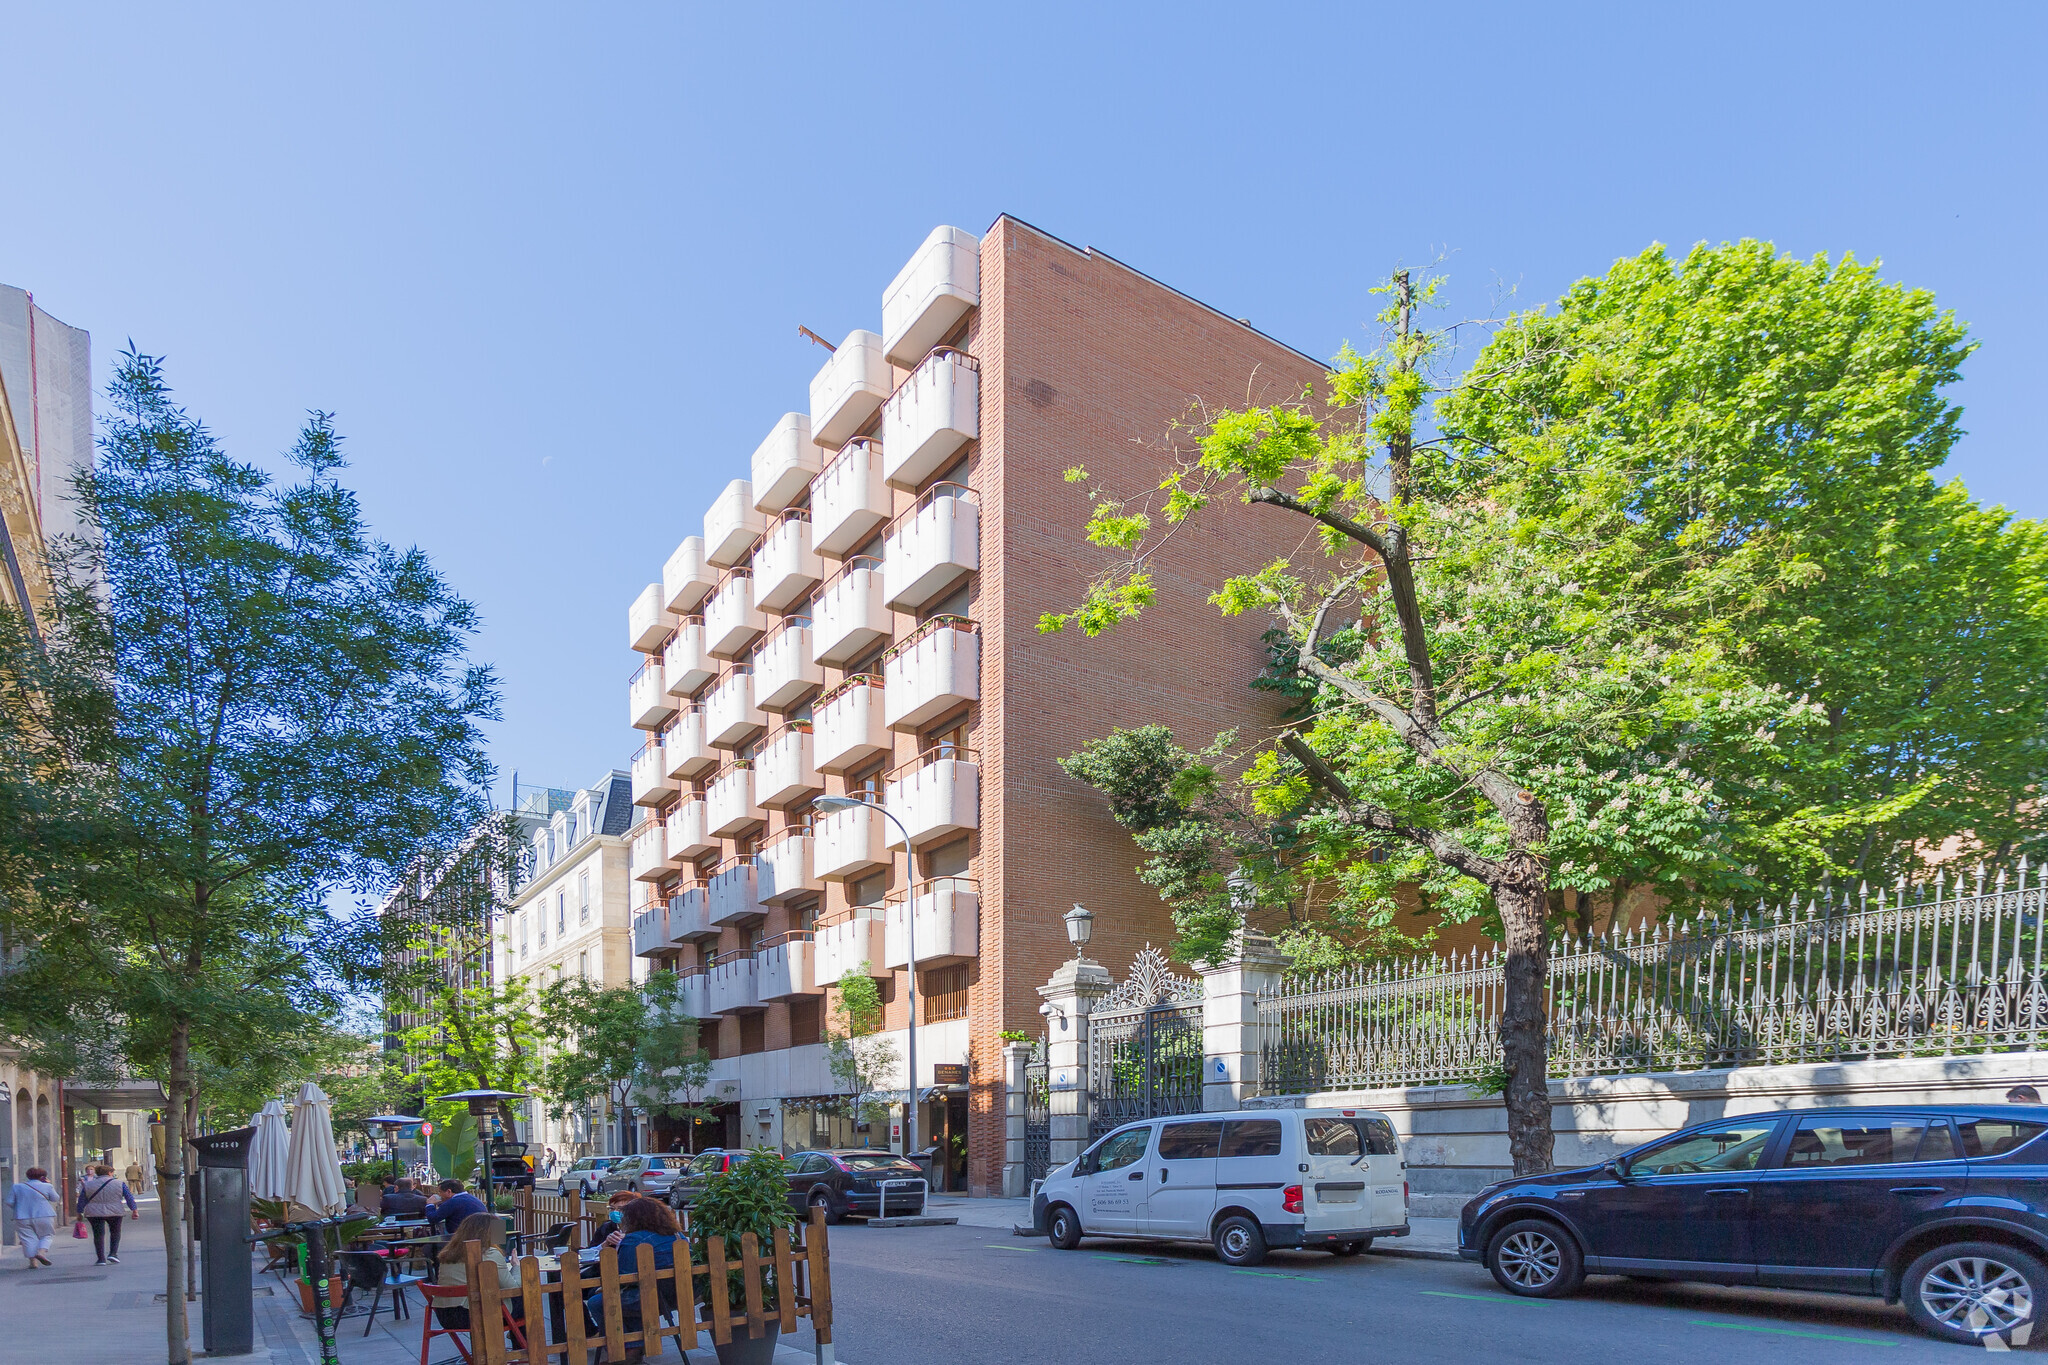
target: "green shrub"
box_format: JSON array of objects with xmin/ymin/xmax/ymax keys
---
[{"xmin": 689, "ymin": 1147, "xmax": 800, "ymax": 1312}]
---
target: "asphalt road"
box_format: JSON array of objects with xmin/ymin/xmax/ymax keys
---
[{"xmin": 798, "ymin": 1221, "xmax": 1992, "ymax": 1363}]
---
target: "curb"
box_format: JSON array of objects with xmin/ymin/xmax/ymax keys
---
[
  {"xmin": 1370, "ymin": 1244, "xmax": 1464, "ymax": 1262},
  {"xmin": 868, "ymin": 1216, "xmax": 958, "ymax": 1228}
]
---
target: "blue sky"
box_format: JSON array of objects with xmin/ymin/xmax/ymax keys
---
[{"xmin": 3, "ymin": 3, "xmax": 2040, "ymax": 800}]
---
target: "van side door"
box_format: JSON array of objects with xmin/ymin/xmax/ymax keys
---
[
  {"xmin": 1145, "ymin": 1120, "xmax": 1221, "ymax": 1239},
  {"xmin": 1215, "ymin": 1118, "xmax": 1288, "ymax": 1225}
]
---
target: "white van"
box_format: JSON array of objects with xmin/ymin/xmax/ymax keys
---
[{"xmin": 1033, "ymin": 1107, "xmax": 1410, "ymax": 1265}]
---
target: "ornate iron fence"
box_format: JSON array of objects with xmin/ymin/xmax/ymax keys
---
[
  {"xmin": 1023, "ymin": 1034, "xmax": 1050, "ymax": 1184},
  {"xmin": 1260, "ymin": 864, "xmax": 2048, "ymax": 1095},
  {"xmin": 1088, "ymin": 947, "xmax": 1206, "ymax": 1139}
]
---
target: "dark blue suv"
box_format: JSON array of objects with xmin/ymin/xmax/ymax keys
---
[{"xmin": 1458, "ymin": 1105, "xmax": 2048, "ymax": 1345}]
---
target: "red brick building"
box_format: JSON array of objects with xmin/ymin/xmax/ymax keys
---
[{"xmin": 624, "ymin": 216, "xmax": 1325, "ymax": 1193}]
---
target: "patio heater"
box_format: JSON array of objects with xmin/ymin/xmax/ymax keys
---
[
  {"xmin": 363, "ymin": 1113, "xmax": 426, "ymax": 1186},
  {"xmin": 434, "ymin": 1089, "xmax": 528, "ymax": 1209}
]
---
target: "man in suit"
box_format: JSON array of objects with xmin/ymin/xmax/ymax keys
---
[{"xmin": 380, "ymin": 1177, "xmax": 431, "ymax": 1219}]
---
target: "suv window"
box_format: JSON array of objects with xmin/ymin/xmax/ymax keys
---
[
  {"xmin": 1219, "ymin": 1119, "xmax": 1283, "ymax": 1159},
  {"xmin": 1628, "ymin": 1121, "xmax": 1778, "ymax": 1175},
  {"xmin": 1158, "ymin": 1121, "xmax": 1222, "ymax": 1160},
  {"xmin": 1957, "ymin": 1118, "xmax": 2048, "ymax": 1158},
  {"xmin": 1092, "ymin": 1127, "xmax": 1151, "ymax": 1173},
  {"xmin": 1784, "ymin": 1116, "xmax": 1951, "ymax": 1167},
  {"xmin": 688, "ymin": 1152, "xmax": 723, "ymax": 1176}
]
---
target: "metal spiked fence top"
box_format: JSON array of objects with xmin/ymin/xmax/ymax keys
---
[{"xmin": 1258, "ymin": 862, "xmax": 2048, "ymax": 1096}]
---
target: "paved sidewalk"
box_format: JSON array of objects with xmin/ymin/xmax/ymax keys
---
[{"xmin": 1371, "ymin": 1216, "xmax": 1460, "ymax": 1261}]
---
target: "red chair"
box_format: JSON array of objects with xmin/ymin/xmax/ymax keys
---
[{"xmin": 416, "ymin": 1283, "xmax": 474, "ymax": 1365}]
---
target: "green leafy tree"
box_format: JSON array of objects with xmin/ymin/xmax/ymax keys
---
[
  {"xmin": 394, "ymin": 972, "xmax": 543, "ymax": 1146},
  {"xmin": 822, "ymin": 966, "xmax": 898, "ymax": 1131},
  {"xmin": 536, "ymin": 973, "xmax": 710, "ymax": 1153},
  {"xmin": 688, "ymin": 1147, "xmax": 801, "ymax": 1311}
]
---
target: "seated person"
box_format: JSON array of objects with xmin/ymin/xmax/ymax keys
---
[
  {"xmin": 426, "ymin": 1178, "xmax": 487, "ymax": 1232},
  {"xmin": 586, "ymin": 1197, "xmax": 680, "ymax": 1337},
  {"xmin": 433, "ymin": 1213, "xmax": 524, "ymax": 1327},
  {"xmin": 380, "ymin": 1178, "xmax": 430, "ymax": 1220},
  {"xmin": 356, "ymin": 1175, "xmax": 388, "ymax": 1216}
]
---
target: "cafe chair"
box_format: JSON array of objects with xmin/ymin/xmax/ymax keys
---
[
  {"xmin": 338, "ymin": 1250, "xmax": 424, "ymax": 1335},
  {"xmin": 543, "ymin": 1221, "xmax": 577, "ymax": 1253},
  {"xmin": 417, "ymin": 1282, "xmax": 475, "ymax": 1364}
]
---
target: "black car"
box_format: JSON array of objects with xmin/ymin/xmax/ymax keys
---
[
  {"xmin": 665, "ymin": 1149, "xmax": 740, "ymax": 1211},
  {"xmin": 784, "ymin": 1150, "xmax": 927, "ymax": 1223},
  {"xmin": 1458, "ymin": 1104, "xmax": 2048, "ymax": 1345}
]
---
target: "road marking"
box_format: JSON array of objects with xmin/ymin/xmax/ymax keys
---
[
  {"xmin": 1092, "ymin": 1254, "xmax": 1181, "ymax": 1266},
  {"xmin": 1686, "ymin": 1320, "xmax": 1903, "ymax": 1347},
  {"xmin": 1420, "ymin": 1290, "xmax": 1544, "ymax": 1305},
  {"xmin": 1233, "ymin": 1269, "xmax": 1324, "ymax": 1281},
  {"xmin": 984, "ymin": 1245, "xmax": 1040, "ymax": 1251}
]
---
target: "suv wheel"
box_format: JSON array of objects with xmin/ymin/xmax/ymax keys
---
[
  {"xmin": 1046, "ymin": 1204, "xmax": 1082, "ymax": 1250},
  {"xmin": 1213, "ymin": 1215, "xmax": 1268, "ymax": 1267},
  {"xmin": 1904, "ymin": 1242, "xmax": 2046, "ymax": 1346},
  {"xmin": 1487, "ymin": 1219, "xmax": 1584, "ymax": 1298},
  {"xmin": 808, "ymin": 1189, "xmax": 845, "ymax": 1227}
]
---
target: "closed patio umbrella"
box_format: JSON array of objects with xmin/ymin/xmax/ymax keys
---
[
  {"xmin": 282, "ymin": 1081, "xmax": 347, "ymax": 1215},
  {"xmin": 248, "ymin": 1098, "xmax": 292, "ymax": 1202}
]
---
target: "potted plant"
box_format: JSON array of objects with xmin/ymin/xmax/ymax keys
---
[{"xmin": 688, "ymin": 1148, "xmax": 800, "ymax": 1365}]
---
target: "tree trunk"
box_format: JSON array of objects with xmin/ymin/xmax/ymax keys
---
[
  {"xmin": 1496, "ymin": 883, "xmax": 1555, "ymax": 1176},
  {"xmin": 161, "ymin": 1020, "xmax": 192, "ymax": 1365}
]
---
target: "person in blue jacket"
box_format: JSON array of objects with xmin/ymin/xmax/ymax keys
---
[
  {"xmin": 588, "ymin": 1197, "xmax": 681, "ymax": 1340},
  {"xmin": 426, "ymin": 1178, "xmax": 487, "ymax": 1232}
]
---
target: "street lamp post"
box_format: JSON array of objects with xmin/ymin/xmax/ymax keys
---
[{"xmin": 813, "ymin": 794, "xmax": 922, "ymax": 1169}]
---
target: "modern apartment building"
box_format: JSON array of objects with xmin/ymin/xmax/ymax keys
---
[{"xmin": 624, "ymin": 217, "xmax": 1325, "ymax": 1194}]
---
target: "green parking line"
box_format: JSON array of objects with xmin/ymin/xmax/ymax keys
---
[
  {"xmin": 1420, "ymin": 1290, "xmax": 1544, "ymax": 1304},
  {"xmin": 984, "ymin": 1244, "xmax": 1039, "ymax": 1251},
  {"xmin": 1092, "ymin": 1254, "xmax": 1180, "ymax": 1265},
  {"xmin": 1233, "ymin": 1269, "xmax": 1324, "ymax": 1281},
  {"xmin": 1688, "ymin": 1320, "xmax": 1902, "ymax": 1347}
]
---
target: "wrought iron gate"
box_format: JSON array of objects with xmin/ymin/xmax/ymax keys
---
[
  {"xmin": 1023, "ymin": 1034, "xmax": 1050, "ymax": 1184},
  {"xmin": 1087, "ymin": 947, "xmax": 1205, "ymax": 1140}
]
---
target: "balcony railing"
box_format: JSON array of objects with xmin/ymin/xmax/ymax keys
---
[
  {"xmin": 814, "ymin": 906, "xmax": 887, "ymax": 984},
  {"xmin": 707, "ymin": 856, "xmax": 763, "ymax": 926},
  {"xmin": 704, "ymin": 666, "xmax": 765, "ymax": 748},
  {"xmin": 810, "ymin": 555, "xmax": 888, "ymax": 668},
  {"xmin": 758, "ymin": 931, "xmax": 823, "ymax": 1000},
  {"xmin": 809, "ymin": 329, "xmax": 892, "ymax": 451},
  {"xmin": 631, "ymin": 902, "xmax": 670, "ymax": 960},
  {"xmin": 630, "ymin": 820, "xmax": 667, "ymax": 883},
  {"xmin": 709, "ymin": 952, "xmax": 762, "ymax": 1013},
  {"xmin": 882, "ymin": 226, "xmax": 981, "ymax": 368},
  {"xmin": 676, "ymin": 969, "xmax": 711, "ymax": 1019},
  {"xmin": 664, "ymin": 617, "xmax": 714, "ymax": 697},
  {"xmin": 751, "ymin": 510, "xmax": 822, "ymax": 614},
  {"xmin": 705, "ymin": 568, "xmax": 765, "ymax": 659},
  {"xmin": 814, "ymin": 797, "xmax": 889, "ymax": 881},
  {"xmin": 756, "ymin": 721, "xmax": 821, "ymax": 809},
  {"xmin": 813, "ymin": 673, "xmax": 889, "ymax": 774},
  {"xmin": 882, "ymin": 348, "xmax": 979, "ymax": 490},
  {"xmin": 665, "ymin": 796, "xmax": 716, "ymax": 862},
  {"xmin": 706, "ymin": 760, "xmax": 763, "ymax": 838},
  {"xmin": 629, "ymin": 582, "xmax": 676, "ymax": 652},
  {"xmin": 883, "ymin": 877, "xmax": 980, "ymax": 968},
  {"xmin": 631, "ymin": 740, "xmax": 678, "ymax": 807},
  {"xmin": 705, "ymin": 478, "xmax": 766, "ymax": 569},
  {"xmin": 750, "ymin": 411, "xmax": 821, "ymax": 514},
  {"xmin": 664, "ymin": 535, "xmax": 715, "ymax": 615},
  {"xmin": 811, "ymin": 437, "xmax": 891, "ymax": 557},
  {"xmin": 629, "ymin": 659, "xmax": 678, "ymax": 731},
  {"xmin": 883, "ymin": 747, "xmax": 978, "ymax": 846},
  {"xmin": 756, "ymin": 826, "xmax": 822, "ymax": 904},
  {"xmin": 667, "ymin": 883, "xmax": 716, "ymax": 944},
  {"xmin": 882, "ymin": 482, "xmax": 978, "ymax": 612},
  {"xmin": 752, "ymin": 616, "xmax": 822, "ymax": 711},
  {"xmin": 882, "ymin": 616, "xmax": 979, "ymax": 731},
  {"xmin": 663, "ymin": 707, "xmax": 716, "ymax": 781}
]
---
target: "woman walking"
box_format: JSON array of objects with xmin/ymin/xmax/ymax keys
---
[
  {"xmin": 7, "ymin": 1166, "xmax": 58, "ymax": 1267},
  {"xmin": 77, "ymin": 1163, "xmax": 140, "ymax": 1264}
]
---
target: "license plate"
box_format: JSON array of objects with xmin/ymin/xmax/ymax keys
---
[{"xmin": 1317, "ymin": 1188, "xmax": 1358, "ymax": 1204}]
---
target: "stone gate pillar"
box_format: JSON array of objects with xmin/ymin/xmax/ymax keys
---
[
  {"xmin": 1198, "ymin": 928, "xmax": 1291, "ymax": 1111},
  {"xmin": 1000, "ymin": 1041, "xmax": 1032, "ymax": 1197},
  {"xmin": 1038, "ymin": 956, "xmax": 1112, "ymax": 1170}
]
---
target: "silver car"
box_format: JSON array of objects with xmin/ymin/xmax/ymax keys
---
[
  {"xmin": 600, "ymin": 1154, "xmax": 689, "ymax": 1200},
  {"xmin": 553, "ymin": 1156, "xmax": 619, "ymax": 1198}
]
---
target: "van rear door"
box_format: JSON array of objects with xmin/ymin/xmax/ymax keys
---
[
  {"xmin": 1302, "ymin": 1116, "xmax": 1372, "ymax": 1235},
  {"xmin": 1360, "ymin": 1114, "xmax": 1407, "ymax": 1228}
]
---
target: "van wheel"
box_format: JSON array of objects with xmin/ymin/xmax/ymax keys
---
[
  {"xmin": 1047, "ymin": 1205, "xmax": 1083, "ymax": 1250},
  {"xmin": 1330, "ymin": 1240, "xmax": 1369, "ymax": 1257},
  {"xmin": 1213, "ymin": 1215, "xmax": 1268, "ymax": 1267},
  {"xmin": 1487, "ymin": 1219, "xmax": 1584, "ymax": 1298},
  {"xmin": 1904, "ymin": 1241, "xmax": 2046, "ymax": 1346}
]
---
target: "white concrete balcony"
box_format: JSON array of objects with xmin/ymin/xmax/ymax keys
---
[
  {"xmin": 706, "ymin": 762, "xmax": 763, "ymax": 838},
  {"xmin": 629, "ymin": 582, "xmax": 677, "ymax": 652},
  {"xmin": 882, "ymin": 617, "xmax": 979, "ymax": 731},
  {"xmin": 708, "ymin": 953, "xmax": 761, "ymax": 1013},
  {"xmin": 752, "ymin": 620, "xmax": 822, "ymax": 712},
  {"xmin": 814, "ymin": 909, "xmax": 887, "ymax": 984},
  {"xmin": 666, "ymin": 796, "xmax": 717, "ymax": 862},
  {"xmin": 755, "ymin": 722, "xmax": 821, "ymax": 809},
  {"xmin": 663, "ymin": 707, "xmax": 716, "ymax": 781},
  {"xmin": 668, "ymin": 884, "xmax": 716, "ymax": 944},
  {"xmin": 757, "ymin": 933, "xmax": 822, "ymax": 1000},
  {"xmin": 810, "ymin": 557, "xmax": 889, "ymax": 668},
  {"xmin": 629, "ymin": 660, "xmax": 678, "ymax": 731},
  {"xmin": 676, "ymin": 970, "xmax": 711, "ymax": 1019},
  {"xmin": 883, "ymin": 877, "xmax": 980, "ymax": 969},
  {"xmin": 631, "ymin": 740, "xmax": 678, "ymax": 807},
  {"xmin": 664, "ymin": 618, "xmax": 715, "ymax": 697},
  {"xmin": 883, "ymin": 226, "xmax": 982, "ymax": 368},
  {"xmin": 814, "ymin": 799, "xmax": 889, "ymax": 881},
  {"xmin": 750, "ymin": 412, "xmax": 820, "ymax": 514},
  {"xmin": 705, "ymin": 478, "xmax": 767, "ymax": 569},
  {"xmin": 707, "ymin": 858, "xmax": 763, "ymax": 926},
  {"xmin": 704, "ymin": 571, "xmax": 765, "ymax": 659},
  {"xmin": 811, "ymin": 438, "xmax": 891, "ymax": 557},
  {"xmin": 813, "ymin": 674, "xmax": 890, "ymax": 774},
  {"xmin": 664, "ymin": 535, "xmax": 716, "ymax": 615},
  {"xmin": 631, "ymin": 902, "xmax": 670, "ymax": 960},
  {"xmin": 882, "ymin": 484, "xmax": 978, "ymax": 612},
  {"xmin": 756, "ymin": 828, "xmax": 822, "ymax": 904},
  {"xmin": 809, "ymin": 330, "xmax": 892, "ymax": 451},
  {"xmin": 630, "ymin": 820, "xmax": 667, "ymax": 883},
  {"xmin": 882, "ymin": 348, "xmax": 979, "ymax": 491},
  {"xmin": 883, "ymin": 751, "xmax": 979, "ymax": 847},
  {"xmin": 750, "ymin": 513, "xmax": 822, "ymax": 613},
  {"xmin": 704, "ymin": 668, "xmax": 765, "ymax": 748}
]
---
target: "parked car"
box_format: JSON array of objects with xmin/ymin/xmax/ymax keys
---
[
  {"xmin": 553, "ymin": 1156, "xmax": 620, "ymax": 1198},
  {"xmin": 785, "ymin": 1150, "xmax": 928, "ymax": 1224},
  {"xmin": 1457, "ymin": 1104, "xmax": 2048, "ymax": 1346},
  {"xmin": 665, "ymin": 1149, "xmax": 739, "ymax": 1211},
  {"xmin": 599, "ymin": 1154, "xmax": 689, "ymax": 1200},
  {"xmin": 1033, "ymin": 1108, "xmax": 1410, "ymax": 1265}
]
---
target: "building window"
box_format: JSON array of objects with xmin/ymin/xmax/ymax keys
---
[
  {"xmin": 557, "ymin": 889, "xmax": 567, "ymax": 935},
  {"xmin": 923, "ymin": 965, "xmax": 969, "ymax": 1022},
  {"xmin": 924, "ymin": 837, "xmax": 970, "ymax": 879},
  {"xmin": 519, "ymin": 913, "xmax": 528, "ymax": 959},
  {"xmin": 579, "ymin": 869, "xmax": 591, "ymax": 923},
  {"xmin": 579, "ymin": 951, "xmax": 589, "ymax": 980},
  {"xmin": 792, "ymin": 897, "xmax": 818, "ymax": 932},
  {"xmin": 851, "ymin": 871, "xmax": 887, "ymax": 907},
  {"xmin": 788, "ymin": 997, "xmax": 822, "ymax": 1047}
]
